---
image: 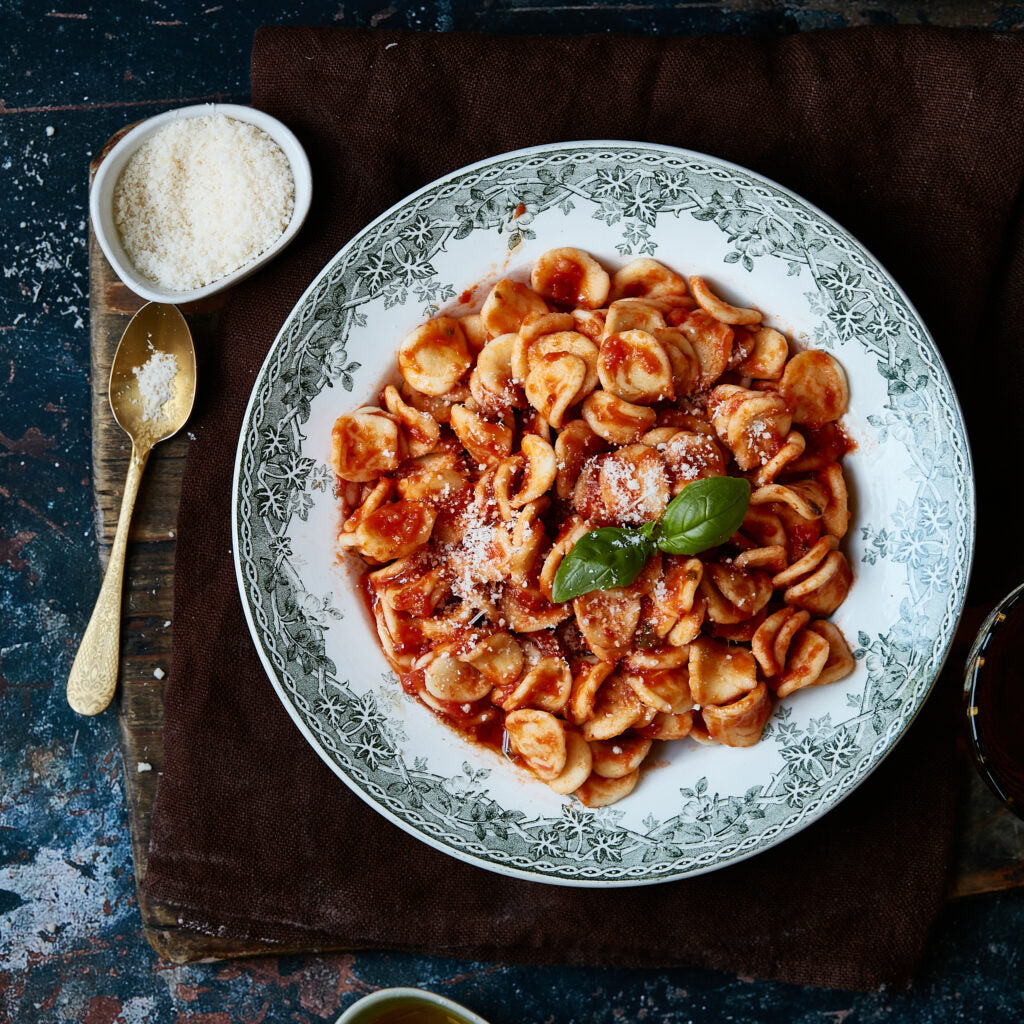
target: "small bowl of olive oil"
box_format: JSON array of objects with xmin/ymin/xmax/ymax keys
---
[{"xmin": 335, "ymin": 988, "xmax": 491, "ymax": 1024}]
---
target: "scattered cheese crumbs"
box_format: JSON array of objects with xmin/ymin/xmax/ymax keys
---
[
  {"xmin": 599, "ymin": 455, "xmax": 665, "ymax": 524},
  {"xmin": 153, "ymin": 667, "xmax": 166, "ymax": 680},
  {"xmin": 137, "ymin": 762, "xmax": 153, "ymax": 773},
  {"xmin": 45, "ymin": 125, "xmax": 55, "ymax": 137},
  {"xmin": 132, "ymin": 350, "xmax": 178, "ymax": 422},
  {"xmin": 163, "ymin": 620, "xmax": 171, "ymax": 627},
  {"xmin": 113, "ymin": 113, "xmax": 295, "ymax": 291}
]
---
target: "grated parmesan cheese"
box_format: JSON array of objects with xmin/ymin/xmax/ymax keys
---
[
  {"xmin": 132, "ymin": 350, "xmax": 178, "ymax": 422},
  {"xmin": 113, "ymin": 113, "xmax": 295, "ymax": 291}
]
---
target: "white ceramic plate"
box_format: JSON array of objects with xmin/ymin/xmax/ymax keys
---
[{"xmin": 232, "ymin": 142, "xmax": 974, "ymax": 886}]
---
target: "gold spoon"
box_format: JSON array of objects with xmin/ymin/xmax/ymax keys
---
[{"xmin": 67, "ymin": 302, "xmax": 197, "ymax": 716}]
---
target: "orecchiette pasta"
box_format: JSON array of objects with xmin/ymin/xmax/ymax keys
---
[{"xmin": 332, "ymin": 251, "xmax": 856, "ymax": 807}]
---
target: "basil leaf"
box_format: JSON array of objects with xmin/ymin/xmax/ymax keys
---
[
  {"xmin": 656, "ymin": 476, "xmax": 751, "ymax": 555},
  {"xmin": 551, "ymin": 526, "xmax": 654, "ymax": 603}
]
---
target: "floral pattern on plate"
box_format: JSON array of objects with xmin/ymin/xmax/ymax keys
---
[{"xmin": 232, "ymin": 142, "xmax": 973, "ymax": 885}]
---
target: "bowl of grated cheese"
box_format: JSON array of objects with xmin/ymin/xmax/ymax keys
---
[{"xmin": 90, "ymin": 103, "xmax": 312, "ymax": 304}]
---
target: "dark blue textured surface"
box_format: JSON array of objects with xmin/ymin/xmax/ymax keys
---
[{"xmin": 2, "ymin": 3, "xmax": 1024, "ymax": 1022}]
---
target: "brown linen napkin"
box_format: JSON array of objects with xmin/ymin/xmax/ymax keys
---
[{"xmin": 144, "ymin": 25, "xmax": 1024, "ymax": 990}]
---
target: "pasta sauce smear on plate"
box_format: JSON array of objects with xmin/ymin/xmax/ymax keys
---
[{"xmin": 330, "ymin": 248, "xmax": 856, "ymax": 808}]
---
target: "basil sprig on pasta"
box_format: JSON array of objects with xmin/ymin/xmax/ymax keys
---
[
  {"xmin": 550, "ymin": 524, "xmax": 656, "ymax": 604},
  {"xmin": 551, "ymin": 477, "xmax": 751, "ymax": 603},
  {"xmin": 655, "ymin": 476, "xmax": 752, "ymax": 555}
]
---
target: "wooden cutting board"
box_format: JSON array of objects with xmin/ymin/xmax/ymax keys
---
[
  {"xmin": 88, "ymin": 128, "xmax": 312, "ymax": 962},
  {"xmin": 88, "ymin": 134, "xmax": 1024, "ymax": 964}
]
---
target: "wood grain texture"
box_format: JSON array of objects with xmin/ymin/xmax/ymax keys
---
[
  {"xmin": 90, "ymin": 239, "xmax": 276, "ymax": 962},
  {"xmin": 88, "ymin": 126, "xmax": 261, "ymax": 962},
  {"xmin": 88, "ymin": 133, "xmax": 1022, "ymax": 965}
]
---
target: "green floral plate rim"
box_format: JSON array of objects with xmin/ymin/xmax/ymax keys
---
[{"xmin": 232, "ymin": 142, "xmax": 975, "ymax": 886}]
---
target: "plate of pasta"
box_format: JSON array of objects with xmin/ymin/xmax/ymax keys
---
[{"xmin": 232, "ymin": 142, "xmax": 973, "ymax": 885}]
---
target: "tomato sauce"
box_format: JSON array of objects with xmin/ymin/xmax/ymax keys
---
[
  {"xmin": 547, "ymin": 257, "xmax": 586, "ymax": 306},
  {"xmin": 366, "ymin": 503, "xmax": 431, "ymax": 549},
  {"xmin": 784, "ymin": 518, "xmax": 822, "ymax": 562},
  {"xmin": 665, "ymin": 307, "xmax": 693, "ymax": 328},
  {"xmin": 504, "ymin": 583, "xmax": 556, "ymax": 619},
  {"xmin": 601, "ymin": 332, "xmax": 663, "ymax": 377},
  {"xmin": 367, "ymin": 570, "xmax": 519, "ymax": 754},
  {"xmin": 710, "ymin": 610, "xmax": 767, "ymax": 643},
  {"xmin": 390, "ymin": 580, "xmax": 438, "ymax": 618},
  {"xmin": 465, "ymin": 706, "xmax": 509, "ymax": 749},
  {"xmin": 403, "ymin": 668, "xmax": 509, "ymax": 749},
  {"xmin": 336, "ymin": 249, "xmax": 861, "ymax": 810},
  {"xmin": 359, "ymin": 574, "xmax": 378, "ymax": 623},
  {"xmin": 803, "ymin": 422, "xmax": 856, "ymax": 462},
  {"xmin": 729, "ymin": 325, "xmax": 756, "ymax": 365},
  {"xmin": 399, "ymin": 667, "xmax": 425, "ymax": 696}
]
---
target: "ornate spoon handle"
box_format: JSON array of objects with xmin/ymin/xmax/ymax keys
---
[{"xmin": 66, "ymin": 443, "xmax": 150, "ymax": 716}]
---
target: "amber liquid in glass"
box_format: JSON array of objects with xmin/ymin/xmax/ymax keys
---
[
  {"xmin": 361, "ymin": 1006, "xmax": 469, "ymax": 1024},
  {"xmin": 965, "ymin": 587, "xmax": 1024, "ymax": 818}
]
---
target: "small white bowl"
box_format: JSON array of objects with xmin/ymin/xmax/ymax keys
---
[
  {"xmin": 333, "ymin": 987, "xmax": 491, "ymax": 1024},
  {"xmin": 90, "ymin": 102, "xmax": 313, "ymax": 304}
]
